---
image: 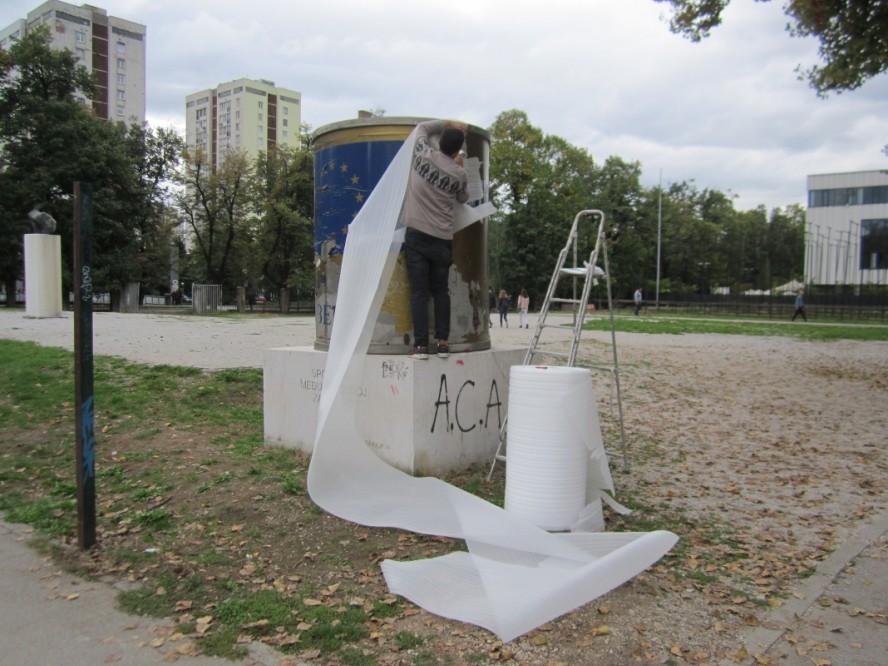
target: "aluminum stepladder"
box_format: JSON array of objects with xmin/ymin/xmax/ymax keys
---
[{"xmin": 487, "ymin": 209, "xmax": 628, "ymax": 480}]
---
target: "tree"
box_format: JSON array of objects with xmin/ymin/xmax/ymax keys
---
[
  {"xmin": 118, "ymin": 125, "xmax": 184, "ymax": 296},
  {"xmin": 176, "ymin": 148, "xmax": 252, "ymax": 289},
  {"xmin": 488, "ymin": 110, "xmax": 598, "ymax": 303},
  {"xmin": 250, "ymin": 141, "xmax": 314, "ymax": 298},
  {"xmin": 0, "ymin": 25, "xmax": 94, "ymax": 304},
  {"xmin": 655, "ymin": 0, "xmax": 888, "ymax": 94},
  {"xmin": 1, "ymin": 26, "xmax": 183, "ymax": 307}
]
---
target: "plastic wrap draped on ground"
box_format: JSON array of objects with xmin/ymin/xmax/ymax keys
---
[{"xmin": 306, "ymin": 128, "xmax": 677, "ymax": 641}]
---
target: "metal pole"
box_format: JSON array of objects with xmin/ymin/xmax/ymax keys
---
[
  {"xmin": 73, "ymin": 182, "xmax": 96, "ymax": 549},
  {"xmin": 825, "ymin": 228, "xmax": 832, "ymax": 284},
  {"xmin": 656, "ymin": 169, "xmax": 663, "ymax": 309}
]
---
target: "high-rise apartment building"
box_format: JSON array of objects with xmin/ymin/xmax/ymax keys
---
[
  {"xmin": 185, "ymin": 78, "xmax": 302, "ymax": 169},
  {"xmin": 0, "ymin": 1, "xmax": 146, "ymax": 125}
]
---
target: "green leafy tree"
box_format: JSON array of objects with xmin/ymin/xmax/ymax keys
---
[
  {"xmin": 655, "ymin": 0, "xmax": 888, "ymax": 94},
  {"xmin": 0, "ymin": 25, "xmax": 93, "ymax": 304},
  {"xmin": 119, "ymin": 125, "xmax": 184, "ymax": 296},
  {"xmin": 176, "ymin": 148, "xmax": 252, "ymax": 290},
  {"xmin": 250, "ymin": 141, "xmax": 314, "ymax": 299},
  {"xmin": 488, "ymin": 110, "xmax": 597, "ymax": 304},
  {"xmin": 0, "ymin": 26, "xmax": 183, "ymax": 306}
]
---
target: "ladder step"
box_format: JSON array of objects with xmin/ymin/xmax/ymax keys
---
[
  {"xmin": 559, "ymin": 267, "xmax": 588, "ymax": 276},
  {"xmin": 495, "ymin": 454, "xmax": 507, "ymax": 462},
  {"xmin": 551, "ymin": 297, "xmax": 582, "ymax": 304},
  {"xmin": 531, "ymin": 349, "xmax": 569, "ymax": 359}
]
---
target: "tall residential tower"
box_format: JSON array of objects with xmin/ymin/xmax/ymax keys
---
[
  {"xmin": 0, "ymin": 1, "xmax": 146, "ymax": 125},
  {"xmin": 185, "ymin": 78, "xmax": 302, "ymax": 168}
]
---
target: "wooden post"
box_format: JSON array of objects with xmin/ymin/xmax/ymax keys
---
[{"xmin": 73, "ymin": 182, "xmax": 96, "ymax": 549}]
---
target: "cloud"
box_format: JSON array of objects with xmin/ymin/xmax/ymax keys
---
[{"xmin": 3, "ymin": 0, "xmax": 887, "ymax": 212}]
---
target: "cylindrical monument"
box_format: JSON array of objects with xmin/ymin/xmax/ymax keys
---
[
  {"xmin": 24, "ymin": 233, "xmax": 63, "ymax": 318},
  {"xmin": 311, "ymin": 116, "xmax": 491, "ymax": 354}
]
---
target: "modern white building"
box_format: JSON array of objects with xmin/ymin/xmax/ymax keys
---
[
  {"xmin": 805, "ymin": 170, "xmax": 888, "ymax": 286},
  {"xmin": 185, "ymin": 78, "xmax": 302, "ymax": 169},
  {"xmin": 0, "ymin": 1, "xmax": 146, "ymax": 125}
]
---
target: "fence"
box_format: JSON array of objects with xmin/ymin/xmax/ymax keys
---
[
  {"xmin": 598, "ymin": 291, "xmax": 888, "ymax": 322},
  {"xmin": 193, "ymin": 284, "xmax": 222, "ymax": 314}
]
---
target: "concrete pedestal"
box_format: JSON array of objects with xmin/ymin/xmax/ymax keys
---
[
  {"xmin": 23, "ymin": 234, "xmax": 62, "ymax": 318},
  {"xmin": 121, "ymin": 282, "xmax": 140, "ymax": 313},
  {"xmin": 264, "ymin": 346, "xmax": 525, "ymax": 475}
]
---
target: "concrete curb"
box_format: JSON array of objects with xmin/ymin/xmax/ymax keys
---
[{"xmin": 738, "ymin": 507, "xmax": 888, "ymax": 660}]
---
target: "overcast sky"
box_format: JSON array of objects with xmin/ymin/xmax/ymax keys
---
[{"xmin": 4, "ymin": 0, "xmax": 887, "ymax": 211}]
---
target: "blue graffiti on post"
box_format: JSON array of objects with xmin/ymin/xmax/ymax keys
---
[{"xmin": 81, "ymin": 395, "xmax": 95, "ymax": 481}]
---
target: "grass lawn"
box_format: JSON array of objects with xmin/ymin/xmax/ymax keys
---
[
  {"xmin": 0, "ymin": 339, "xmax": 497, "ymax": 662},
  {"xmin": 582, "ymin": 315, "xmax": 888, "ymax": 341}
]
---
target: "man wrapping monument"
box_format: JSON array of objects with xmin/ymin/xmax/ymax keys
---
[{"xmin": 402, "ymin": 120, "xmax": 469, "ymax": 360}]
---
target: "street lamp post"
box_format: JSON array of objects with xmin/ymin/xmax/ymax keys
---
[{"xmin": 656, "ymin": 169, "xmax": 663, "ymax": 309}]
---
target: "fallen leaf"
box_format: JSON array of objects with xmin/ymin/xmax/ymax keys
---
[
  {"xmin": 303, "ymin": 598, "xmax": 323, "ymax": 607},
  {"xmin": 530, "ymin": 634, "xmax": 547, "ymax": 646},
  {"xmin": 65, "ymin": 593, "xmax": 80, "ymax": 601}
]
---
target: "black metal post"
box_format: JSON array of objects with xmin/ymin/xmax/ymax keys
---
[{"xmin": 73, "ymin": 182, "xmax": 96, "ymax": 549}]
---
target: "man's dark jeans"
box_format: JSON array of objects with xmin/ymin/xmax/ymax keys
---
[{"xmin": 404, "ymin": 227, "xmax": 452, "ymax": 348}]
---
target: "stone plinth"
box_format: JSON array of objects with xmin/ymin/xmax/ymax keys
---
[
  {"xmin": 264, "ymin": 347, "xmax": 525, "ymax": 475},
  {"xmin": 24, "ymin": 234, "xmax": 62, "ymax": 318}
]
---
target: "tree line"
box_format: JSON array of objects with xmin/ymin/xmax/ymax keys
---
[
  {"xmin": 1, "ymin": 27, "xmax": 803, "ymax": 310},
  {"xmin": 487, "ymin": 110, "xmax": 804, "ymax": 306},
  {"xmin": 0, "ymin": 27, "xmax": 313, "ymax": 307}
]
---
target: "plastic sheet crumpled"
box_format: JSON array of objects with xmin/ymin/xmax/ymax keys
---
[{"xmin": 307, "ymin": 126, "xmax": 678, "ymax": 641}]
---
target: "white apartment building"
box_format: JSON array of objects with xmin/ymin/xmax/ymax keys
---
[
  {"xmin": 806, "ymin": 170, "xmax": 888, "ymax": 286},
  {"xmin": 0, "ymin": 1, "xmax": 146, "ymax": 125},
  {"xmin": 185, "ymin": 78, "xmax": 302, "ymax": 169}
]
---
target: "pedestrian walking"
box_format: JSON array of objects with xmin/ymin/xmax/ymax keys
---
[
  {"xmin": 633, "ymin": 287, "xmax": 643, "ymax": 316},
  {"xmin": 517, "ymin": 288, "xmax": 530, "ymax": 329},
  {"xmin": 792, "ymin": 289, "xmax": 807, "ymax": 322},
  {"xmin": 497, "ymin": 289, "xmax": 510, "ymax": 327}
]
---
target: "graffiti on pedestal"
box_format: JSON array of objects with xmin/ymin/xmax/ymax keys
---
[{"xmin": 431, "ymin": 374, "xmax": 503, "ymax": 434}]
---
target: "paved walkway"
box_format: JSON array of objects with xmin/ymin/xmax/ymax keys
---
[{"xmin": 1, "ymin": 309, "xmax": 886, "ymax": 664}]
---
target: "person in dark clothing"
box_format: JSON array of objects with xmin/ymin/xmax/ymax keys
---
[
  {"xmin": 497, "ymin": 289, "xmax": 510, "ymax": 327},
  {"xmin": 792, "ymin": 289, "xmax": 807, "ymax": 322},
  {"xmin": 488, "ymin": 287, "xmax": 496, "ymax": 327},
  {"xmin": 403, "ymin": 120, "xmax": 468, "ymax": 360}
]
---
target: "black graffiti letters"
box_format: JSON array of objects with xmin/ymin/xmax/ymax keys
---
[
  {"xmin": 430, "ymin": 374, "xmax": 503, "ymax": 435},
  {"xmin": 485, "ymin": 380, "xmax": 502, "ymax": 429},
  {"xmin": 456, "ymin": 380, "xmax": 475, "ymax": 433},
  {"xmin": 432, "ymin": 374, "xmax": 451, "ymax": 433}
]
